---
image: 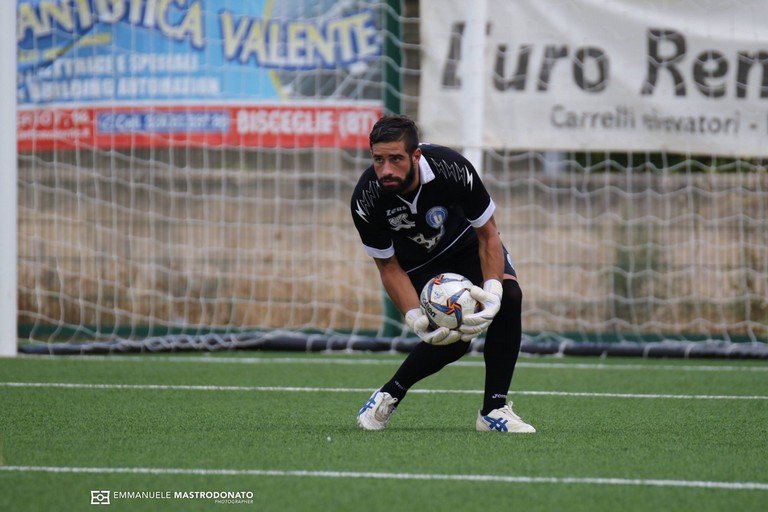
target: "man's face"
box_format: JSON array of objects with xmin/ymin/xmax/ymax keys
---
[{"xmin": 371, "ymin": 140, "xmax": 420, "ymax": 195}]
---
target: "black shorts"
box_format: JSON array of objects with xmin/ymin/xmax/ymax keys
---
[{"xmin": 406, "ymin": 243, "xmax": 516, "ymax": 293}]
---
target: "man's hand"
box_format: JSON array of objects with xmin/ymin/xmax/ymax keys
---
[
  {"xmin": 459, "ymin": 279, "xmax": 503, "ymax": 336},
  {"xmin": 405, "ymin": 308, "xmax": 464, "ymax": 345}
]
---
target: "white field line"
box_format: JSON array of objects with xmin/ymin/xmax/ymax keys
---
[
  {"xmin": 1, "ymin": 465, "xmax": 766, "ymax": 491},
  {"xmin": 19, "ymin": 354, "xmax": 768, "ymax": 373},
  {"xmin": 1, "ymin": 381, "xmax": 766, "ymax": 400}
]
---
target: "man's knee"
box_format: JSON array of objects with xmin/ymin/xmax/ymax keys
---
[{"xmin": 502, "ymin": 278, "xmax": 522, "ymax": 308}]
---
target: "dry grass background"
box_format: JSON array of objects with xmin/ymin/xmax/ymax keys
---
[{"xmin": 16, "ymin": 151, "xmax": 768, "ymax": 341}]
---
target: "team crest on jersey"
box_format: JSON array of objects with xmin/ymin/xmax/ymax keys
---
[{"xmin": 425, "ymin": 207, "xmax": 448, "ymax": 229}]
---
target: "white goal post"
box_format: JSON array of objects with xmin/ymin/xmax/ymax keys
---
[
  {"xmin": 1, "ymin": 0, "xmax": 18, "ymax": 357},
  {"xmin": 13, "ymin": 0, "xmax": 768, "ymax": 356}
]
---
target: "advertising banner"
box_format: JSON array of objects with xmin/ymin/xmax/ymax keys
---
[
  {"xmin": 17, "ymin": 0, "xmax": 383, "ymax": 150},
  {"xmin": 419, "ymin": 0, "xmax": 768, "ymax": 157}
]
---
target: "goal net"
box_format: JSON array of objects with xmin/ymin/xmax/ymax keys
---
[{"xmin": 15, "ymin": 0, "xmax": 768, "ymax": 356}]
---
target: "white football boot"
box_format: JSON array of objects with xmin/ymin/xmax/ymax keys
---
[
  {"xmin": 357, "ymin": 391, "xmax": 398, "ymax": 430},
  {"xmin": 476, "ymin": 402, "xmax": 536, "ymax": 433}
]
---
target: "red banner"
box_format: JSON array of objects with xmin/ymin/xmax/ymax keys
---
[{"xmin": 17, "ymin": 104, "xmax": 382, "ymax": 151}]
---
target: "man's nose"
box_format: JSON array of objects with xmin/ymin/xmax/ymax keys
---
[{"xmin": 382, "ymin": 160, "xmax": 397, "ymax": 174}]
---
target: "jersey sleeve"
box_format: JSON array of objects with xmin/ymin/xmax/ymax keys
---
[
  {"xmin": 467, "ymin": 197, "xmax": 495, "ymax": 228},
  {"xmin": 432, "ymin": 145, "xmax": 495, "ymax": 228},
  {"xmin": 350, "ymin": 179, "xmax": 395, "ymax": 259}
]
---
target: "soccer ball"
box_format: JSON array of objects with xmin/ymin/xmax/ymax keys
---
[{"xmin": 419, "ymin": 273, "xmax": 479, "ymax": 329}]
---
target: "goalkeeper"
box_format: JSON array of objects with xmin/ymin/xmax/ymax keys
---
[{"xmin": 351, "ymin": 115, "xmax": 535, "ymax": 433}]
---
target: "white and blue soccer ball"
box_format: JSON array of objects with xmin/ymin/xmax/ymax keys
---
[{"xmin": 419, "ymin": 273, "xmax": 479, "ymax": 329}]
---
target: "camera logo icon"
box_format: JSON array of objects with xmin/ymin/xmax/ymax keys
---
[{"xmin": 90, "ymin": 490, "xmax": 111, "ymax": 505}]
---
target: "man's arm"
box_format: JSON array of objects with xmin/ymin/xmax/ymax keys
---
[
  {"xmin": 474, "ymin": 215, "xmax": 506, "ymax": 283},
  {"xmin": 459, "ymin": 214, "xmax": 506, "ymax": 336},
  {"xmin": 374, "ymin": 254, "xmax": 419, "ymax": 315},
  {"xmin": 374, "ymin": 255, "xmax": 463, "ymax": 345}
]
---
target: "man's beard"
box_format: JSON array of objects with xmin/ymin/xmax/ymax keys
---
[{"xmin": 378, "ymin": 161, "xmax": 416, "ymax": 196}]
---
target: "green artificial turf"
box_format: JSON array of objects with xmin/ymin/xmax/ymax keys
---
[{"xmin": 0, "ymin": 352, "xmax": 766, "ymax": 512}]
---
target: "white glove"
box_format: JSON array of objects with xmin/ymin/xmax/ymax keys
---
[
  {"xmin": 459, "ymin": 279, "xmax": 503, "ymax": 335},
  {"xmin": 405, "ymin": 308, "xmax": 464, "ymax": 345}
]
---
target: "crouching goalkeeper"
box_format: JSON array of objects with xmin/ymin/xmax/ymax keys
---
[{"xmin": 350, "ymin": 115, "xmax": 535, "ymax": 433}]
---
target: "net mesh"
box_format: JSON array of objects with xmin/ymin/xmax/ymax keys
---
[{"xmin": 16, "ymin": 0, "xmax": 768, "ymax": 353}]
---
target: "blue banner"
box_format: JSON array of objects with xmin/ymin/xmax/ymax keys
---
[{"xmin": 17, "ymin": 0, "xmax": 383, "ymax": 105}]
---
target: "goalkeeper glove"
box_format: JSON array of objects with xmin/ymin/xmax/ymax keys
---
[
  {"xmin": 459, "ymin": 279, "xmax": 503, "ymax": 335},
  {"xmin": 405, "ymin": 308, "xmax": 464, "ymax": 345}
]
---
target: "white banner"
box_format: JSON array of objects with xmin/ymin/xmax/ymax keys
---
[{"xmin": 419, "ymin": 0, "xmax": 768, "ymax": 157}]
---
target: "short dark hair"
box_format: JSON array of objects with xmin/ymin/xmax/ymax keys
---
[{"xmin": 369, "ymin": 115, "xmax": 420, "ymax": 154}]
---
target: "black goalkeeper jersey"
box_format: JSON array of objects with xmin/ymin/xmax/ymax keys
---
[{"xmin": 351, "ymin": 143, "xmax": 495, "ymax": 275}]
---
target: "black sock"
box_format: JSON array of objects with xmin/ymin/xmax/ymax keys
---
[
  {"xmin": 481, "ymin": 279, "xmax": 523, "ymax": 415},
  {"xmin": 381, "ymin": 340, "xmax": 470, "ymax": 402}
]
